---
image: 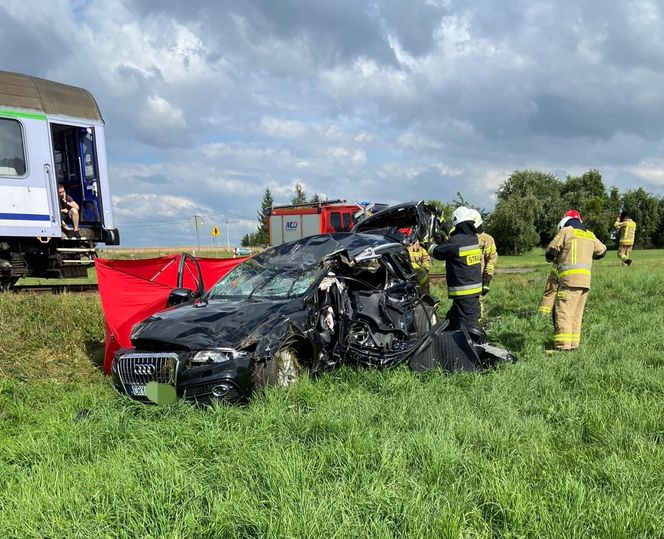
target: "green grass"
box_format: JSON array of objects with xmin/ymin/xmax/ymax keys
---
[{"xmin": 1, "ymin": 251, "xmax": 663, "ymax": 537}]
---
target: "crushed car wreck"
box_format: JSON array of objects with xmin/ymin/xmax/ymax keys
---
[{"xmin": 111, "ymin": 202, "xmax": 515, "ymax": 404}]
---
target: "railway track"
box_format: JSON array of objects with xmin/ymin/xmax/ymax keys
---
[{"xmin": 11, "ymin": 283, "xmax": 99, "ymax": 294}]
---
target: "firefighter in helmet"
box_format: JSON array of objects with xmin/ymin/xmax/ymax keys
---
[
  {"xmin": 469, "ymin": 209, "xmax": 497, "ymax": 321},
  {"xmin": 545, "ymin": 209, "xmax": 606, "ymax": 352},
  {"xmin": 408, "ymin": 239, "xmax": 432, "ymax": 294},
  {"xmin": 538, "ymin": 209, "xmax": 582, "ymax": 317},
  {"xmin": 428, "ymin": 206, "xmax": 483, "ymax": 336},
  {"xmin": 613, "ymin": 211, "xmax": 636, "ymax": 266}
]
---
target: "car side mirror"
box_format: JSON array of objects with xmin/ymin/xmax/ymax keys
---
[{"xmin": 167, "ymin": 287, "xmax": 195, "ymax": 307}]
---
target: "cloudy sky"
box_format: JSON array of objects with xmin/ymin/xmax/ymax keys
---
[{"xmin": 2, "ymin": 0, "xmax": 664, "ymax": 246}]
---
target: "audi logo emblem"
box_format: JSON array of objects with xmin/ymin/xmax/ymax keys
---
[{"xmin": 134, "ymin": 364, "xmax": 156, "ymax": 376}]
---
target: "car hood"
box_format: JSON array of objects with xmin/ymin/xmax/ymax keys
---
[
  {"xmin": 130, "ymin": 297, "xmax": 300, "ymax": 351},
  {"xmin": 351, "ymin": 201, "xmax": 438, "ymax": 246}
]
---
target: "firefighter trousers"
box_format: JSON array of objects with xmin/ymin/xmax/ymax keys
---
[
  {"xmin": 553, "ymin": 286, "xmax": 588, "ymax": 350},
  {"xmin": 617, "ymin": 244, "xmax": 633, "ymax": 263},
  {"xmin": 445, "ymin": 296, "xmax": 481, "ymax": 334},
  {"xmin": 538, "ymin": 269, "xmax": 558, "ymax": 316}
]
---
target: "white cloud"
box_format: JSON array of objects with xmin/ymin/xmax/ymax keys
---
[
  {"xmin": 2, "ymin": 0, "xmax": 661, "ymax": 246},
  {"xmin": 630, "ymin": 161, "xmax": 664, "ymax": 186},
  {"xmin": 142, "ymin": 95, "xmax": 187, "ymax": 129}
]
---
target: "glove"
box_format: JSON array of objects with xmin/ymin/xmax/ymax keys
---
[
  {"xmin": 481, "ymin": 275, "xmax": 492, "ymax": 296},
  {"xmin": 420, "ymin": 237, "xmax": 432, "ymax": 251},
  {"xmin": 440, "ymin": 221, "xmax": 453, "ymax": 236}
]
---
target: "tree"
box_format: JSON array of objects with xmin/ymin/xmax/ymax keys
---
[
  {"xmin": 255, "ymin": 188, "xmax": 273, "ymax": 245},
  {"xmin": 653, "ymin": 197, "xmax": 664, "ymax": 248},
  {"xmin": 496, "ymin": 170, "xmax": 565, "ymax": 245},
  {"xmin": 242, "ymin": 187, "xmax": 273, "ymax": 246},
  {"xmin": 561, "ymin": 170, "xmax": 613, "ymax": 242},
  {"xmin": 426, "ymin": 199, "xmax": 454, "ymax": 222},
  {"xmin": 489, "ymin": 194, "xmax": 542, "ymax": 254},
  {"xmin": 291, "ymin": 182, "xmax": 307, "ymax": 205},
  {"xmin": 309, "ymin": 193, "xmax": 321, "ymax": 204},
  {"xmin": 241, "ymin": 232, "xmax": 260, "ymax": 247}
]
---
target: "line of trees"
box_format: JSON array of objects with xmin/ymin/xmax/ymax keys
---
[
  {"xmin": 487, "ymin": 170, "xmax": 664, "ymax": 254},
  {"xmin": 241, "ymin": 171, "xmax": 664, "ymax": 253}
]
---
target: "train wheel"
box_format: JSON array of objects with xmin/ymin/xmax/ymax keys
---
[{"xmin": 0, "ymin": 277, "xmax": 19, "ymax": 291}]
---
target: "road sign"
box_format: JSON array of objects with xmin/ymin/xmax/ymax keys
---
[{"xmin": 211, "ymin": 225, "xmax": 221, "ymax": 237}]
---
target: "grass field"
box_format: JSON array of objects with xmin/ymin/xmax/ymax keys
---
[{"xmin": 1, "ymin": 250, "xmax": 663, "ymax": 537}]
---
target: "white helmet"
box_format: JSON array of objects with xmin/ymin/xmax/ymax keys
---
[
  {"xmin": 557, "ymin": 217, "xmax": 571, "ymax": 230},
  {"xmin": 469, "ymin": 208, "xmax": 483, "ymax": 228},
  {"xmin": 452, "ymin": 206, "xmax": 476, "ymax": 227}
]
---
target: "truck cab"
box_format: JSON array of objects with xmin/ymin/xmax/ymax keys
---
[{"xmin": 268, "ymin": 200, "xmax": 360, "ymax": 246}]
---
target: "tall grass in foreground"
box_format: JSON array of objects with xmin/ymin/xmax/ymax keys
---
[{"xmin": 0, "ymin": 251, "xmax": 663, "ymax": 537}]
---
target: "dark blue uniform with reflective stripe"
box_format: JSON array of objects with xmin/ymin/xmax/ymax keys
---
[{"xmin": 431, "ymin": 224, "xmax": 483, "ymax": 333}]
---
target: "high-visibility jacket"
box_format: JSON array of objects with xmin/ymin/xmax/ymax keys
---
[
  {"xmin": 614, "ymin": 218, "xmax": 636, "ymax": 246},
  {"xmin": 478, "ymin": 232, "xmax": 498, "ymax": 277},
  {"xmin": 408, "ymin": 243, "xmax": 431, "ymax": 272},
  {"xmin": 546, "ymin": 225, "xmax": 606, "ymax": 289},
  {"xmin": 431, "ymin": 226, "xmax": 482, "ymax": 298}
]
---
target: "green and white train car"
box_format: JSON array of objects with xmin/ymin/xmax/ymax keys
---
[{"xmin": 0, "ymin": 70, "xmax": 119, "ymax": 288}]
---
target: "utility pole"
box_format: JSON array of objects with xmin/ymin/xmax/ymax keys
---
[
  {"xmin": 193, "ymin": 214, "xmax": 204, "ymax": 253},
  {"xmin": 225, "ymin": 216, "xmax": 230, "ymax": 254}
]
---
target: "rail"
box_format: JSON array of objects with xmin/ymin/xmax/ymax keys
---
[{"xmin": 11, "ymin": 283, "xmax": 99, "ymax": 294}]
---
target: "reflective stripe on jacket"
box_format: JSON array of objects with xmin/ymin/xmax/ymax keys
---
[
  {"xmin": 431, "ymin": 231, "xmax": 482, "ymax": 299},
  {"xmin": 478, "ymin": 232, "xmax": 498, "ymax": 276},
  {"xmin": 407, "ymin": 244, "xmax": 431, "ymax": 271},
  {"xmin": 614, "ymin": 219, "xmax": 636, "ymax": 245},
  {"xmin": 546, "ymin": 227, "xmax": 606, "ymax": 289}
]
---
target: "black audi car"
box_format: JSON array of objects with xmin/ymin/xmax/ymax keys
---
[
  {"xmin": 112, "ymin": 203, "xmax": 444, "ymax": 401},
  {"xmin": 111, "ymin": 202, "xmax": 513, "ymax": 404}
]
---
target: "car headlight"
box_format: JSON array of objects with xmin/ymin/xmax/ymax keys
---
[{"xmin": 191, "ymin": 349, "xmax": 247, "ymax": 364}]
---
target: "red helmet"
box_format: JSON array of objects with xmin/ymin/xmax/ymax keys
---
[{"xmin": 564, "ymin": 209, "xmax": 582, "ymax": 221}]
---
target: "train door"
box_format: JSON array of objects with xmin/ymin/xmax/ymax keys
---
[
  {"xmin": 50, "ymin": 123, "xmax": 104, "ymax": 230},
  {"xmin": 0, "ymin": 113, "xmax": 61, "ymax": 237}
]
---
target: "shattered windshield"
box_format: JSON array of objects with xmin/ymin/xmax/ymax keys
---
[{"xmin": 208, "ymin": 260, "xmax": 319, "ymax": 300}]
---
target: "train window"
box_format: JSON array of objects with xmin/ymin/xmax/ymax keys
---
[
  {"xmin": 0, "ymin": 118, "xmax": 27, "ymax": 177},
  {"xmin": 343, "ymin": 212, "xmax": 352, "ymax": 231},
  {"xmin": 330, "ymin": 212, "xmax": 342, "ymax": 231}
]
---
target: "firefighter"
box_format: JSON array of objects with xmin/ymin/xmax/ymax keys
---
[
  {"xmin": 614, "ymin": 212, "xmax": 636, "ymax": 266},
  {"xmin": 469, "ymin": 209, "xmax": 497, "ymax": 321},
  {"xmin": 545, "ymin": 210, "xmax": 606, "ymax": 352},
  {"xmin": 538, "ymin": 210, "xmax": 582, "ymax": 317},
  {"xmin": 538, "ymin": 267, "xmax": 558, "ymax": 317},
  {"xmin": 428, "ymin": 206, "xmax": 483, "ymax": 336},
  {"xmin": 408, "ymin": 239, "xmax": 431, "ymax": 294}
]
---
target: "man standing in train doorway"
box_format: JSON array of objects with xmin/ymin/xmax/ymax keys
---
[{"xmin": 58, "ymin": 184, "xmax": 80, "ymax": 238}]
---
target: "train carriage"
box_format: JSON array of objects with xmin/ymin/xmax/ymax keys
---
[{"xmin": 0, "ymin": 70, "xmax": 119, "ymax": 289}]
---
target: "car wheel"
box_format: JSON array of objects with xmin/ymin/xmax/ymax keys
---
[
  {"xmin": 252, "ymin": 346, "xmax": 301, "ymax": 391},
  {"xmin": 413, "ymin": 304, "xmax": 434, "ymax": 336}
]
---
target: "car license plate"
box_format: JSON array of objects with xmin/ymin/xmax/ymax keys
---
[{"xmin": 127, "ymin": 384, "xmax": 146, "ymax": 396}]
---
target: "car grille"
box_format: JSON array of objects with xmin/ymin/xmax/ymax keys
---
[
  {"xmin": 116, "ymin": 353, "xmax": 178, "ymax": 388},
  {"xmin": 183, "ymin": 381, "xmax": 243, "ymax": 403}
]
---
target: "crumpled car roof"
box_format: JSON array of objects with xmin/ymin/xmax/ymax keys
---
[{"xmin": 252, "ymin": 232, "xmax": 402, "ymax": 270}]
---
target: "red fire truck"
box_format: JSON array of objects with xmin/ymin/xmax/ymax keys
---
[{"xmin": 268, "ymin": 200, "xmax": 362, "ymax": 246}]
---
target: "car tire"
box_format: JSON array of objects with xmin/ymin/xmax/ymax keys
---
[
  {"xmin": 252, "ymin": 346, "xmax": 300, "ymax": 392},
  {"xmin": 413, "ymin": 304, "xmax": 434, "ymax": 336}
]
